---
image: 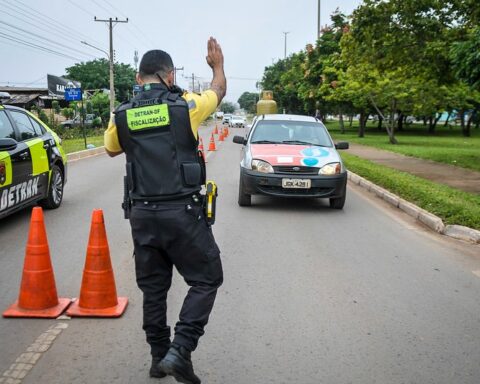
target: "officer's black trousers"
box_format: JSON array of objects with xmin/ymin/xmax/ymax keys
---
[{"xmin": 130, "ymin": 200, "xmax": 223, "ymax": 357}]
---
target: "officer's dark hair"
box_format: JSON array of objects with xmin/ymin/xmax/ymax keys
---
[{"xmin": 139, "ymin": 50, "xmax": 174, "ymax": 79}]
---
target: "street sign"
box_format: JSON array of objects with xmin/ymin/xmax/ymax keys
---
[
  {"xmin": 64, "ymin": 88, "xmax": 82, "ymax": 101},
  {"xmin": 133, "ymin": 85, "xmax": 142, "ymax": 94}
]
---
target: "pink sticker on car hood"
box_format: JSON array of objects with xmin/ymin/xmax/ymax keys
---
[{"xmin": 251, "ymin": 144, "xmax": 333, "ymax": 167}]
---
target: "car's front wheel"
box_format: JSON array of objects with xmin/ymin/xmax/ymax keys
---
[
  {"xmin": 40, "ymin": 165, "xmax": 64, "ymax": 209},
  {"xmin": 329, "ymin": 189, "xmax": 346, "ymax": 209},
  {"xmin": 238, "ymin": 174, "xmax": 251, "ymax": 207}
]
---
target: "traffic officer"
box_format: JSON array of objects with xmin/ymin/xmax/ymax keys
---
[{"xmin": 104, "ymin": 37, "xmax": 226, "ymax": 384}]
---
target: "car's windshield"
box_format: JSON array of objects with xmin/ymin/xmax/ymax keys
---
[{"xmin": 250, "ymin": 120, "xmax": 333, "ymax": 147}]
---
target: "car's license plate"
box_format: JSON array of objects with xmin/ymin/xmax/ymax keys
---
[{"xmin": 282, "ymin": 178, "xmax": 311, "ymax": 189}]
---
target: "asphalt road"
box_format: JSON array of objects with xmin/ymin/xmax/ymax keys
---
[{"xmin": 1, "ymin": 123, "xmax": 479, "ymax": 384}]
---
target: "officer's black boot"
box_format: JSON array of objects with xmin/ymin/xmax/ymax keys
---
[
  {"xmin": 149, "ymin": 357, "xmax": 167, "ymax": 378},
  {"xmin": 159, "ymin": 345, "xmax": 201, "ymax": 384}
]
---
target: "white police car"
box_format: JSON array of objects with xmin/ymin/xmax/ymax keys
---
[{"xmin": 0, "ymin": 104, "xmax": 67, "ymax": 219}]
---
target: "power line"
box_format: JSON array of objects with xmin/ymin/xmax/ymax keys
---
[
  {"xmin": 0, "ymin": 20, "xmax": 95, "ymax": 59},
  {"xmin": 0, "ymin": 2, "xmax": 104, "ymax": 56},
  {"xmin": 102, "ymin": 0, "xmax": 157, "ymax": 47},
  {"xmin": 5, "ymin": 0, "xmax": 105, "ymax": 48},
  {"xmin": 0, "ymin": 32, "xmax": 83, "ymax": 61},
  {"xmin": 89, "ymin": 0, "xmax": 141, "ymax": 51}
]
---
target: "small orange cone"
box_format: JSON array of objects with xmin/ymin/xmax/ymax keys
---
[
  {"xmin": 67, "ymin": 209, "xmax": 128, "ymax": 317},
  {"xmin": 208, "ymin": 133, "xmax": 217, "ymax": 151},
  {"xmin": 198, "ymin": 137, "xmax": 207, "ymax": 163},
  {"xmin": 224, "ymin": 126, "xmax": 229, "ymax": 138},
  {"xmin": 3, "ymin": 207, "xmax": 71, "ymax": 318},
  {"xmin": 226, "ymin": 126, "xmax": 230, "ymax": 137},
  {"xmin": 213, "ymin": 125, "xmax": 218, "ymax": 135},
  {"xmin": 218, "ymin": 129, "xmax": 224, "ymax": 142}
]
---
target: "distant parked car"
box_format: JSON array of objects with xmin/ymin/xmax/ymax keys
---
[
  {"xmin": 222, "ymin": 114, "xmax": 232, "ymax": 125},
  {"xmin": 61, "ymin": 114, "xmax": 95, "ymax": 128},
  {"xmin": 229, "ymin": 115, "xmax": 246, "ymax": 128}
]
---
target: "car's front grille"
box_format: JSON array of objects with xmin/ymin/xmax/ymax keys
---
[
  {"xmin": 274, "ymin": 166, "xmax": 319, "ymax": 175},
  {"xmin": 259, "ymin": 185, "xmax": 334, "ymax": 196}
]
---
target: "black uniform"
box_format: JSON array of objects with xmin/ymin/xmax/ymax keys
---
[{"xmin": 115, "ymin": 83, "xmax": 223, "ymax": 358}]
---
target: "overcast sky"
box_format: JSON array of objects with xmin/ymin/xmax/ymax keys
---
[{"xmin": 0, "ymin": 0, "xmax": 363, "ymax": 103}]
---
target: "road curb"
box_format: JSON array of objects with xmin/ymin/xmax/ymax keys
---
[
  {"xmin": 347, "ymin": 171, "xmax": 480, "ymax": 244},
  {"xmin": 67, "ymin": 146, "xmax": 106, "ymax": 162}
]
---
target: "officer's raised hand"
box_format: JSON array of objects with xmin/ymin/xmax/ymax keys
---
[{"xmin": 206, "ymin": 37, "xmax": 226, "ymax": 104}]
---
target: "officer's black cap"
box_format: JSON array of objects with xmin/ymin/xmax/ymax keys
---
[{"xmin": 139, "ymin": 50, "xmax": 174, "ymax": 75}]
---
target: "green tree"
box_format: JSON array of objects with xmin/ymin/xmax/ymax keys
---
[
  {"xmin": 65, "ymin": 59, "xmax": 136, "ymax": 102},
  {"xmin": 89, "ymin": 91, "xmax": 111, "ymax": 124},
  {"xmin": 220, "ymin": 101, "xmax": 235, "ymax": 114},
  {"xmin": 237, "ymin": 92, "xmax": 258, "ymax": 114}
]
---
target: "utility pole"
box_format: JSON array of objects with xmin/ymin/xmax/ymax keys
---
[
  {"xmin": 133, "ymin": 50, "xmax": 139, "ymax": 71},
  {"xmin": 191, "ymin": 73, "xmax": 195, "ymax": 92},
  {"xmin": 317, "ymin": 0, "xmax": 321, "ymax": 39},
  {"xmin": 174, "ymin": 67, "xmax": 184, "ymax": 85},
  {"xmin": 94, "ymin": 16, "xmax": 128, "ymax": 112},
  {"xmin": 283, "ymin": 31, "xmax": 290, "ymax": 59}
]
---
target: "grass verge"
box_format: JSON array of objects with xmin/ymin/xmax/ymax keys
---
[
  {"xmin": 326, "ymin": 121, "xmax": 480, "ymax": 172},
  {"xmin": 62, "ymin": 136, "xmax": 104, "ymax": 154},
  {"xmin": 342, "ymin": 152, "xmax": 480, "ymax": 230}
]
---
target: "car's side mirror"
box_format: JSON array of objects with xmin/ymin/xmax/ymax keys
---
[
  {"xmin": 233, "ymin": 135, "xmax": 247, "ymax": 145},
  {"xmin": 0, "ymin": 138, "xmax": 18, "ymax": 151},
  {"xmin": 335, "ymin": 142, "xmax": 349, "ymax": 150}
]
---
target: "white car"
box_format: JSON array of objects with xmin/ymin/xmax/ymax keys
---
[{"xmin": 229, "ymin": 115, "xmax": 246, "ymax": 128}]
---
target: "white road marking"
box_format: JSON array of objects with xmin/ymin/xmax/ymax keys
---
[{"xmin": 0, "ymin": 322, "xmax": 68, "ymax": 384}]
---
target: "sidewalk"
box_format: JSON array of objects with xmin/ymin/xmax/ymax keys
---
[{"xmin": 348, "ymin": 143, "xmax": 480, "ymax": 194}]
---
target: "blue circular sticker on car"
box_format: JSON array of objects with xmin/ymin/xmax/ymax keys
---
[
  {"xmin": 302, "ymin": 157, "xmax": 319, "ymax": 166},
  {"xmin": 301, "ymin": 148, "xmax": 329, "ymax": 157}
]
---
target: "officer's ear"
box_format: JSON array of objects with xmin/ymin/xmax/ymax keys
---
[
  {"xmin": 167, "ymin": 70, "xmax": 175, "ymax": 87},
  {"xmin": 136, "ymin": 73, "xmax": 144, "ymax": 85}
]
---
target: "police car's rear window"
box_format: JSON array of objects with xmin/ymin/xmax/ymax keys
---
[{"xmin": 0, "ymin": 111, "xmax": 15, "ymax": 140}]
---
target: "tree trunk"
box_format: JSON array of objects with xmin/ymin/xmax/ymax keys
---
[
  {"xmin": 423, "ymin": 116, "xmax": 427, "ymax": 126},
  {"xmin": 428, "ymin": 116, "xmax": 436, "ymax": 134},
  {"xmin": 463, "ymin": 109, "xmax": 476, "ymax": 137},
  {"xmin": 368, "ymin": 94, "xmax": 398, "ymax": 144},
  {"xmin": 397, "ymin": 113, "xmax": 404, "ymax": 131},
  {"xmin": 349, "ymin": 115, "xmax": 354, "ymax": 128},
  {"xmin": 339, "ymin": 113, "xmax": 345, "ymax": 134},
  {"xmin": 459, "ymin": 109, "xmax": 466, "ymax": 136},
  {"xmin": 377, "ymin": 116, "xmax": 383, "ymax": 130},
  {"xmin": 358, "ymin": 112, "xmax": 366, "ymax": 137},
  {"xmin": 443, "ymin": 111, "xmax": 452, "ymax": 127}
]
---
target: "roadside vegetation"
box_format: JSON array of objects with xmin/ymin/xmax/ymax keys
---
[
  {"xmin": 62, "ymin": 136, "xmax": 104, "ymax": 154},
  {"xmin": 326, "ymin": 121, "xmax": 480, "ymax": 172},
  {"xmin": 342, "ymin": 153, "xmax": 480, "ymax": 230}
]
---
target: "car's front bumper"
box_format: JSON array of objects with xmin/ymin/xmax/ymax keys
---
[{"xmin": 241, "ymin": 168, "xmax": 347, "ymax": 198}]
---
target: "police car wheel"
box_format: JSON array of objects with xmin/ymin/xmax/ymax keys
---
[{"xmin": 40, "ymin": 165, "xmax": 64, "ymax": 209}]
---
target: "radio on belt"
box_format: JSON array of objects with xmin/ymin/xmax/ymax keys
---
[{"xmin": 205, "ymin": 180, "xmax": 218, "ymax": 225}]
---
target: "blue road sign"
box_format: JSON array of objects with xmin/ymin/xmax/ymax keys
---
[
  {"xmin": 133, "ymin": 85, "xmax": 142, "ymax": 93},
  {"xmin": 64, "ymin": 88, "xmax": 82, "ymax": 101}
]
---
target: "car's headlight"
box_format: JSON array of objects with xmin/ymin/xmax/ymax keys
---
[
  {"xmin": 252, "ymin": 159, "xmax": 274, "ymax": 173},
  {"xmin": 319, "ymin": 162, "xmax": 342, "ymax": 175}
]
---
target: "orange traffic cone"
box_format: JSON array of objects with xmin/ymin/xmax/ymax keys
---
[
  {"xmin": 218, "ymin": 129, "xmax": 224, "ymax": 142},
  {"xmin": 224, "ymin": 126, "xmax": 229, "ymax": 138},
  {"xmin": 198, "ymin": 137, "xmax": 207, "ymax": 163},
  {"xmin": 3, "ymin": 207, "xmax": 71, "ymax": 318},
  {"xmin": 67, "ymin": 209, "xmax": 128, "ymax": 317},
  {"xmin": 213, "ymin": 124, "xmax": 218, "ymax": 135},
  {"xmin": 225, "ymin": 126, "xmax": 230, "ymax": 137},
  {"xmin": 208, "ymin": 133, "xmax": 217, "ymax": 151}
]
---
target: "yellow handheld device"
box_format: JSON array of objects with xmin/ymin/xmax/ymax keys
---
[{"xmin": 205, "ymin": 181, "xmax": 218, "ymax": 225}]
